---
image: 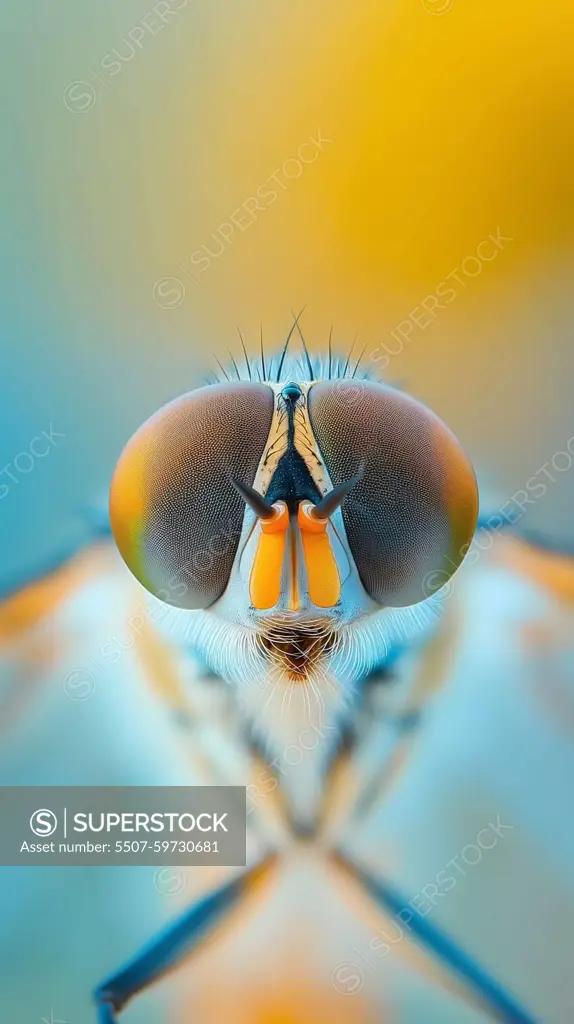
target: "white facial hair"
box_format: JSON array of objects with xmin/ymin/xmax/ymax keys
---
[{"xmin": 150, "ymin": 594, "xmax": 443, "ymax": 829}]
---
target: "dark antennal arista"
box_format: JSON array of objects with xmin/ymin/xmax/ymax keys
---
[
  {"xmin": 231, "ymin": 477, "xmax": 276, "ymax": 520},
  {"xmin": 232, "ymin": 464, "xmax": 364, "ymax": 523},
  {"xmin": 310, "ymin": 465, "xmax": 364, "ymax": 520}
]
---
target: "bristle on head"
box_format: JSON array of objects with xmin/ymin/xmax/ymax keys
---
[{"xmin": 208, "ymin": 315, "xmax": 380, "ymax": 386}]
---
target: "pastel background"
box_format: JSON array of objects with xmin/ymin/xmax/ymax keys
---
[
  {"xmin": 1, "ymin": 0, "xmax": 574, "ymax": 1021},
  {"xmin": 2, "ymin": 0, "xmax": 574, "ymax": 594}
]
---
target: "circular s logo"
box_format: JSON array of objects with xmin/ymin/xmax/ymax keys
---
[
  {"xmin": 421, "ymin": 568, "xmax": 455, "ymax": 601},
  {"xmin": 421, "ymin": 0, "xmax": 455, "ymax": 12},
  {"xmin": 63, "ymin": 80, "xmax": 97, "ymax": 113},
  {"xmin": 30, "ymin": 809, "xmax": 58, "ymax": 837},
  {"xmin": 63, "ymin": 668, "xmax": 96, "ymax": 702},
  {"xmin": 153, "ymin": 277, "xmax": 185, "ymax": 309},
  {"xmin": 153, "ymin": 867, "xmax": 187, "ymax": 896},
  {"xmin": 331, "ymin": 962, "xmax": 365, "ymax": 995}
]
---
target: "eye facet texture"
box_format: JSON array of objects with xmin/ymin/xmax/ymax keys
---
[
  {"xmin": 109, "ymin": 383, "xmax": 275, "ymax": 608},
  {"xmin": 308, "ymin": 380, "xmax": 478, "ymax": 606}
]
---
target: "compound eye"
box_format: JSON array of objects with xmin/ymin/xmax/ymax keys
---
[
  {"xmin": 109, "ymin": 382, "xmax": 275, "ymax": 608},
  {"xmin": 308, "ymin": 380, "xmax": 478, "ymax": 606}
]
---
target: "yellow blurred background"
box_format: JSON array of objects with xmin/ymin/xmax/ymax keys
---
[
  {"xmin": 3, "ymin": 0, "xmax": 574, "ymax": 593},
  {"xmin": 2, "ymin": 3, "xmax": 574, "ymax": 1020}
]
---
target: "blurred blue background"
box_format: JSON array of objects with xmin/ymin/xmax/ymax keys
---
[{"xmin": 1, "ymin": 0, "xmax": 574, "ymax": 1021}]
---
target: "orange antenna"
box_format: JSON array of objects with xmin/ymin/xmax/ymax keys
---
[
  {"xmin": 298, "ymin": 502, "xmax": 341, "ymax": 608},
  {"xmin": 249, "ymin": 502, "xmax": 290, "ymax": 609}
]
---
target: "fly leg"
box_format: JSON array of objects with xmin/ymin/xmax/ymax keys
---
[
  {"xmin": 331, "ymin": 850, "xmax": 537, "ymax": 1024},
  {"xmin": 94, "ymin": 854, "xmax": 275, "ymax": 1021}
]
